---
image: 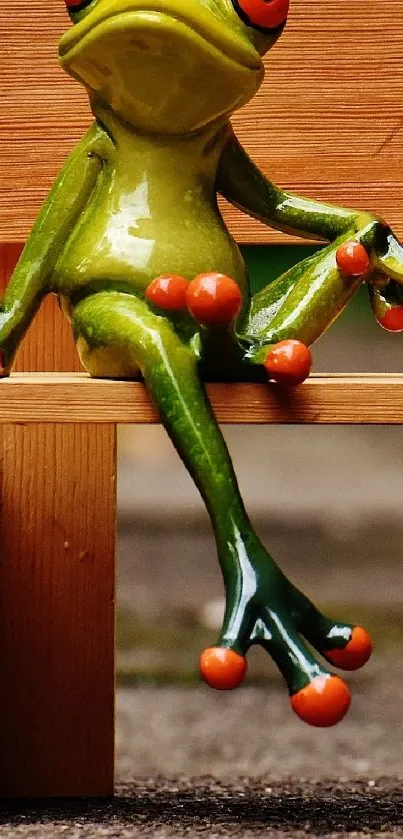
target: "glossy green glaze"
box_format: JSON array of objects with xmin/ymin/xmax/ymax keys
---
[{"xmin": 3, "ymin": 0, "xmax": 402, "ymax": 724}]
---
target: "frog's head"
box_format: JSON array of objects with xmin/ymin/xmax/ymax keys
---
[{"xmin": 59, "ymin": 0, "xmax": 289, "ymax": 134}]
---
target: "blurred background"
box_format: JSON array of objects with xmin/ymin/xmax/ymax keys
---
[{"xmin": 116, "ymin": 246, "xmax": 403, "ymax": 780}]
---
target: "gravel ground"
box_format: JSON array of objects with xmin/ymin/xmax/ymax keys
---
[
  {"xmin": 1, "ymin": 777, "xmax": 402, "ymax": 838},
  {"xmin": 116, "ymin": 658, "xmax": 402, "ymax": 780}
]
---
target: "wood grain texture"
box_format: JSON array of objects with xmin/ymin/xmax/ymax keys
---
[
  {"xmin": 0, "ymin": 373, "xmax": 402, "ymax": 424},
  {"xmin": 0, "ymin": 422, "xmax": 116, "ymax": 797},
  {"xmin": 0, "ymin": 246, "xmax": 116, "ymax": 796},
  {"xmin": 1, "ymin": 1, "xmax": 403, "ymax": 244}
]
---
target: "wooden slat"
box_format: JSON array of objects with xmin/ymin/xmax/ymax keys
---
[
  {"xmin": 0, "ymin": 373, "xmax": 402, "ymax": 424},
  {"xmin": 1, "ymin": 1, "xmax": 403, "ymax": 244}
]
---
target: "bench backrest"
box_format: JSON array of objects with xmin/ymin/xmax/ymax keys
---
[{"xmin": 1, "ymin": 0, "xmax": 402, "ymax": 245}]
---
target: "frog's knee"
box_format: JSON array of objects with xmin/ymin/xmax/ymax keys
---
[
  {"xmin": 75, "ymin": 335, "xmax": 141, "ymax": 379},
  {"xmin": 72, "ymin": 294, "xmax": 142, "ymax": 378}
]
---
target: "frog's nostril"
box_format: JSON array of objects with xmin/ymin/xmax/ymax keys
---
[{"xmin": 231, "ymin": 0, "xmax": 290, "ymax": 33}]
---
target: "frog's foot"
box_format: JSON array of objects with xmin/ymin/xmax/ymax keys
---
[{"xmin": 200, "ymin": 580, "xmax": 372, "ymax": 727}]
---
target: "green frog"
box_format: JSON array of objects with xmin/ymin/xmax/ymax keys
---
[{"xmin": 3, "ymin": 0, "xmax": 403, "ymax": 726}]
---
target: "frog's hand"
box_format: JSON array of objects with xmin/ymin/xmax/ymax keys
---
[
  {"xmin": 0, "ymin": 123, "xmax": 104, "ymax": 376},
  {"xmin": 217, "ymin": 131, "xmax": 396, "ymax": 247}
]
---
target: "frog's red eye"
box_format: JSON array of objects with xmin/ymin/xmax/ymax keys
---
[
  {"xmin": 64, "ymin": 0, "xmax": 92, "ymax": 10},
  {"xmin": 232, "ymin": 0, "xmax": 290, "ymax": 31}
]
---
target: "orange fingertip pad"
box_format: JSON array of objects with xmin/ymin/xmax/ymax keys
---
[
  {"xmin": 324, "ymin": 626, "xmax": 372, "ymax": 671},
  {"xmin": 200, "ymin": 646, "xmax": 247, "ymax": 690},
  {"xmin": 379, "ymin": 306, "xmax": 403, "ymax": 332},
  {"xmin": 290, "ymin": 675, "xmax": 351, "ymax": 727},
  {"xmin": 335, "ymin": 241, "xmax": 370, "ymax": 277},
  {"xmin": 145, "ymin": 275, "xmax": 189, "ymax": 311}
]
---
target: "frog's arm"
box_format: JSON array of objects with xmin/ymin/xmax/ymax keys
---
[
  {"xmin": 0, "ymin": 123, "xmax": 104, "ymax": 373},
  {"xmin": 217, "ymin": 131, "xmax": 391, "ymax": 243},
  {"xmin": 216, "ymin": 131, "xmax": 363, "ymax": 241},
  {"xmin": 217, "ymin": 131, "xmax": 403, "ymax": 285}
]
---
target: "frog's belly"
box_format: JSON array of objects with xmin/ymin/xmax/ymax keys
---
[{"xmin": 53, "ymin": 213, "xmax": 248, "ymax": 299}]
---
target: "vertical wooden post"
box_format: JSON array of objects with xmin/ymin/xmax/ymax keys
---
[{"xmin": 0, "ymin": 244, "xmax": 116, "ymax": 797}]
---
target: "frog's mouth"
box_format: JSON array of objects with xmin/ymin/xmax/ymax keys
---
[
  {"xmin": 59, "ymin": 2, "xmax": 263, "ymax": 133},
  {"xmin": 59, "ymin": 0, "xmax": 262, "ymax": 71}
]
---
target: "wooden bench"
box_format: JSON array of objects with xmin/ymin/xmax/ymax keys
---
[{"xmin": 1, "ymin": 0, "xmax": 403, "ymax": 798}]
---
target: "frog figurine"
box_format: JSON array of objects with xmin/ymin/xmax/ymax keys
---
[{"xmin": 3, "ymin": 0, "xmax": 403, "ymax": 727}]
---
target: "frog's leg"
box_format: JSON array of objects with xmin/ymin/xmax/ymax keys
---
[
  {"xmin": 72, "ymin": 291, "xmax": 371, "ymax": 727},
  {"xmin": 239, "ymin": 234, "xmax": 370, "ymax": 368},
  {"xmin": 218, "ymin": 131, "xmax": 403, "ymax": 367}
]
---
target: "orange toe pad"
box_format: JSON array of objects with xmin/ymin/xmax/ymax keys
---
[
  {"xmin": 324, "ymin": 627, "xmax": 372, "ymax": 671},
  {"xmin": 290, "ymin": 675, "xmax": 351, "ymax": 727},
  {"xmin": 200, "ymin": 647, "xmax": 247, "ymax": 690}
]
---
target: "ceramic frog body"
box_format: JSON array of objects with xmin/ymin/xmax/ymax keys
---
[{"xmin": 3, "ymin": 0, "xmax": 403, "ymax": 726}]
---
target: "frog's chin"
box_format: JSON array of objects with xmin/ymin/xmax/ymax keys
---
[{"xmin": 59, "ymin": 9, "xmax": 263, "ymax": 134}]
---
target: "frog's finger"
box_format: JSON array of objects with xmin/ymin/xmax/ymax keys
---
[
  {"xmin": 372, "ymin": 229, "xmax": 403, "ymax": 284},
  {"xmin": 263, "ymin": 339, "xmax": 312, "ymax": 386},
  {"xmin": 368, "ymin": 280, "xmax": 403, "ymax": 332}
]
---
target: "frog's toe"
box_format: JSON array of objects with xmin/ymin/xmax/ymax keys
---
[
  {"xmin": 200, "ymin": 646, "xmax": 247, "ymax": 690},
  {"xmin": 290, "ymin": 674, "xmax": 351, "ymax": 727},
  {"xmin": 321, "ymin": 625, "xmax": 372, "ymax": 671},
  {"xmin": 289, "ymin": 584, "xmax": 373, "ymax": 672},
  {"xmin": 252, "ymin": 610, "xmax": 351, "ymax": 726},
  {"xmin": 299, "ymin": 608, "xmax": 373, "ymax": 671}
]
